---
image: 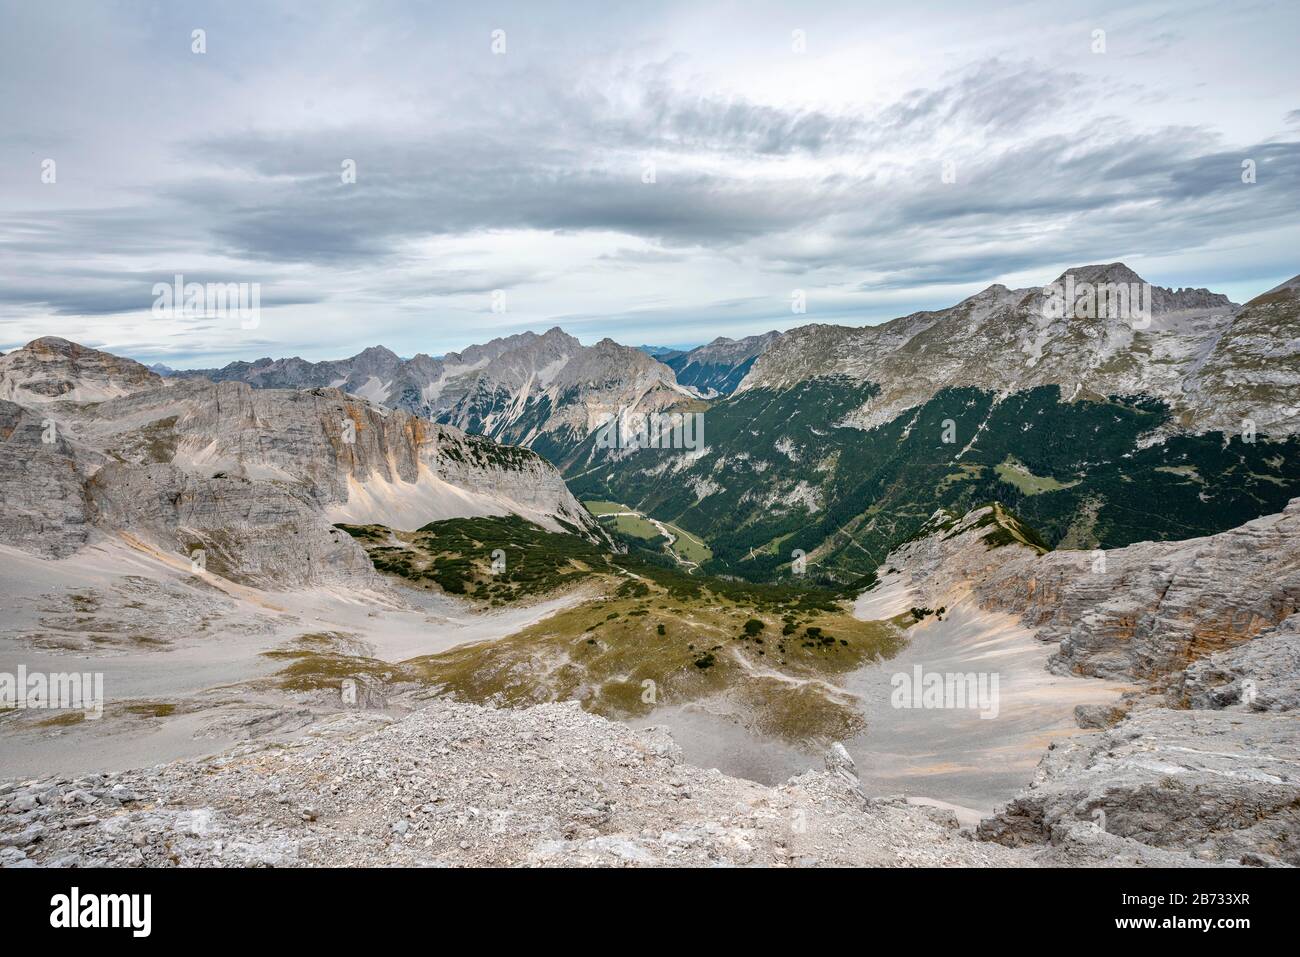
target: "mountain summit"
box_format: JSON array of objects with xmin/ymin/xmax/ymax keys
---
[
  {"xmin": 174, "ymin": 327, "xmax": 695, "ymax": 465},
  {"xmin": 738, "ymin": 262, "xmax": 1294, "ymax": 435},
  {"xmin": 0, "ymin": 337, "xmax": 162, "ymax": 404}
]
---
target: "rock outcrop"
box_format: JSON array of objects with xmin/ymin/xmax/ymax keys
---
[
  {"xmin": 0, "ymin": 700, "xmax": 1030, "ymax": 868},
  {"xmin": 885, "ymin": 499, "xmax": 1300, "ymax": 696},
  {"xmin": 657, "ymin": 331, "xmax": 781, "ymax": 396},
  {"xmin": 874, "ymin": 500, "xmax": 1300, "ymax": 865},
  {"xmin": 1181, "ymin": 615, "xmax": 1300, "ymax": 713},
  {"xmin": 86, "ymin": 462, "xmax": 375, "ymax": 587},
  {"xmin": 0, "ymin": 336, "xmax": 161, "ymax": 404},
  {"xmin": 977, "ymin": 708, "xmax": 1300, "ymax": 866},
  {"xmin": 0, "ymin": 339, "xmax": 602, "ymax": 585},
  {"xmin": 0, "ymin": 399, "xmax": 91, "ymax": 559}
]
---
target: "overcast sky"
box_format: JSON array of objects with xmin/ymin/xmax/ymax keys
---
[{"xmin": 2, "ymin": 0, "xmax": 1297, "ymax": 366}]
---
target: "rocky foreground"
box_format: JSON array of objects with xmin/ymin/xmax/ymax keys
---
[
  {"xmin": 889, "ymin": 503, "xmax": 1300, "ymax": 867},
  {"xmin": 7, "ymin": 677, "xmax": 1294, "ymax": 868},
  {"xmin": 1, "ymin": 699, "xmax": 1028, "ymax": 868}
]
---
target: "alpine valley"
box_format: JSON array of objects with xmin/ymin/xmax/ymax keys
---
[
  {"xmin": 2, "ymin": 263, "xmax": 1298, "ymax": 869},
  {"xmin": 160, "ymin": 264, "xmax": 1300, "ymax": 583}
]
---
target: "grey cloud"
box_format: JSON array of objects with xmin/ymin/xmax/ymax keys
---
[
  {"xmin": 0, "ymin": 279, "xmax": 324, "ymax": 317},
  {"xmin": 145, "ymin": 57, "xmax": 1085, "ymax": 267}
]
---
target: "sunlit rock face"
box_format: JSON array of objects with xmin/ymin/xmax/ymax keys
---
[
  {"xmin": 172, "ymin": 327, "xmax": 695, "ymax": 465},
  {"xmin": 0, "ymin": 339, "xmax": 600, "ymax": 586}
]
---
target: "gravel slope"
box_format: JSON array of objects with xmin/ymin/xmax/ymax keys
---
[{"xmin": 1, "ymin": 699, "xmax": 1030, "ymax": 868}]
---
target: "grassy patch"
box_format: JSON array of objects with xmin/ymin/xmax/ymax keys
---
[
  {"xmin": 1155, "ymin": 465, "xmax": 1205, "ymax": 483},
  {"xmin": 338, "ymin": 516, "xmax": 616, "ymax": 604},
  {"xmin": 994, "ymin": 455, "xmax": 1081, "ymax": 495},
  {"xmin": 586, "ymin": 500, "xmax": 713, "ymax": 567},
  {"xmin": 609, "ymin": 513, "xmax": 662, "ymax": 540},
  {"xmin": 262, "ymin": 650, "xmax": 410, "ymax": 692},
  {"xmin": 122, "ymin": 702, "xmax": 177, "ymax": 718},
  {"xmin": 259, "ymin": 632, "xmax": 410, "ymax": 692},
  {"xmin": 405, "ymin": 572, "xmax": 906, "ymax": 745},
  {"xmin": 661, "ymin": 521, "xmax": 713, "ymax": 563},
  {"xmin": 35, "ymin": 711, "xmax": 87, "ymax": 727},
  {"xmin": 938, "ymin": 463, "xmax": 985, "ymax": 489}
]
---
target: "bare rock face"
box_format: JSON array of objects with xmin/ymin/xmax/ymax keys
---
[
  {"xmin": 173, "ymin": 327, "xmax": 694, "ymax": 462},
  {"xmin": 87, "ymin": 463, "xmax": 374, "ymax": 587},
  {"xmin": 0, "ymin": 399, "xmax": 91, "ymax": 558},
  {"xmin": 877, "ymin": 500, "xmax": 1300, "ymax": 866},
  {"xmin": 1030, "ymin": 503, "xmax": 1299, "ymax": 689},
  {"xmin": 0, "ymin": 340, "xmax": 601, "ymax": 586},
  {"xmin": 977, "ymin": 709, "xmax": 1300, "ymax": 866},
  {"xmin": 1181, "ymin": 615, "xmax": 1300, "ymax": 713},
  {"xmin": 432, "ymin": 428, "xmax": 598, "ymax": 532},
  {"xmin": 905, "ymin": 500, "xmax": 1300, "ymax": 693},
  {"xmin": 1188, "ymin": 277, "xmax": 1300, "ymax": 436},
  {"xmin": 1073, "ymin": 703, "xmax": 1126, "ymax": 729}
]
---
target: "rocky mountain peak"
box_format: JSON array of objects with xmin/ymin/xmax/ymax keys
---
[
  {"xmin": 1050, "ymin": 261, "xmax": 1147, "ymax": 288},
  {"xmin": 0, "ymin": 336, "xmax": 161, "ymax": 403},
  {"xmin": 24, "ymin": 335, "xmax": 80, "ymax": 355},
  {"xmin": 353, "ymin": 345, "xmax": 400, "ymax": 362},
  {"xmin": 739, "ymin": 261, "xmax": 1280, "ymax": 433},
  {"xmin": 0, "ymin": 344, "xmax": 602, "ymax": 577},
  {"xmin": 661, "ymin": 330, "xmax": 782, "ymax": 396},
  {"xmin": 1046, "ymin": 262, "xmax": 1232, "ymax": 314}
]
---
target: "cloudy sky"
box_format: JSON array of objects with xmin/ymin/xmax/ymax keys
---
[{"xmin": 2, "ymin": 0, "xmax": 1297, "ymax": 366}]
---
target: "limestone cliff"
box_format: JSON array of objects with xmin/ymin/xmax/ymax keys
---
[{"xmin": 0, "ymin": 339, "xmax": 602, "ymax": 587}]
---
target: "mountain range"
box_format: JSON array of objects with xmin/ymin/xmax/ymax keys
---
[
  {"xmin": 5, "ymin": 262, "xmax": 1298, "ymax": 585},
  {"xmin": 653, "ymin": 331, "xmax": 781, "ymax": 396},
  {"xmin": 157, "ymin": 263, "xmax": 1300, "ymax": 457},
  {"xmin": 564, "ymin": 264, "xmax": 1300, "ymax": 580},
  {"xmin": 741, "ymin": 263, "xmax": 1298, "ymax": 436},
  {"xmin": 168, "ymin": 328, "xmax": 700, "ymax": 466}
]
